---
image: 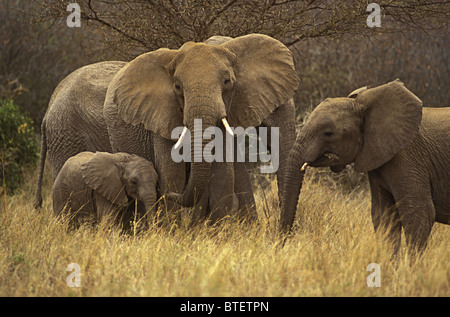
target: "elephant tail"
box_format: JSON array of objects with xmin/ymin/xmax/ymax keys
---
[{"xmin": 34, "ymin": 119, "xmax": 47, "ymax": 210}]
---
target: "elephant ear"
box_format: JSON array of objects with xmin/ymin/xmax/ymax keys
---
[
  {"xmin": 354, "ymin": 79, "xmax": 423, "ymax": 173},
  {"xmin": 109, "ymin": 48, "xmax": 181, "ymax": 140},
  {"xmin": 222, "ymin": 34, "xmax": 300, "ymax": 128},
  {"xmin": 81, "ymin": 152, "xmax": 130, "ymax": 206}
]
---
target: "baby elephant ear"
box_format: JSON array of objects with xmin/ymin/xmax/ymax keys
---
[
  {"xmin": 354, "ymin": 79, "xmax": 423, "ymax": 173},
  {"xmin": 81, "ymin": 152, "xmax": 130, "ymax": 206},
  {"xmin": 222, "ymin": 34, "xmax": 300, "ymax": 128},
  {"xmin": 107, "ymin": 48, "xmax": 182, "ymax": 140}
]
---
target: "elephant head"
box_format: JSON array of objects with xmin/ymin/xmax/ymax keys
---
[
  {"xmin": 279, "ymin": 79, "xmax": 423, "ymax": 233},
  {"xmin": 105, "ymin": 34, "xmax": 299, "ymax": 207},
  {"xmin": 80, "ymin": 152, "xmax": 158, "ymax": 216}
]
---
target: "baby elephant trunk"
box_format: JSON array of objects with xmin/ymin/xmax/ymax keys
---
[{"xmin": 142, "ymin": 191, "xmax": 158, "ymax": 221}]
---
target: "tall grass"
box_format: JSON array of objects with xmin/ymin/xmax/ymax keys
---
[{"xmin": 0, "ymin": 165, "xmax": 448, "ymax": 296}]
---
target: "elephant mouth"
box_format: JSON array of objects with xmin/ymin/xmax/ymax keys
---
[
  {"xmin": 308, "ymin": 152, "xmax": 345, "ymax": 173},
  {"xmin": 309, "ymin": 152, "xmax": 340, "ymax": 167}
]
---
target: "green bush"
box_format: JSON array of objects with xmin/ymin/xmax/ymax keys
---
[{"xmin": 0, "ymin": 99, "xmax": 38, "ymax": 194}]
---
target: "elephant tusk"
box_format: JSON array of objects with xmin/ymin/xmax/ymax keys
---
[
  {"xmin": 222, "ymin": 118, "xmax": 234, "ymax": 136},
  {"xmin": 301, "ymin": 162, "xmax": 309, "ymax": 171},
  {"xmin": 174, "ymin": 126, "xmax": 188, "ymax": 150}
]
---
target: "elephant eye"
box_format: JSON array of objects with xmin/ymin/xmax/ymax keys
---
[
  {"xmin": 130, "ymin": 178, "xmax": 138, "ymax": 186},
  {"xmin": 324, "ymin": 131, "xmax": 334, "ymax": 137},
  {"xmin": 223, "ymin": 77, "xmax": 234, "ymax": 89},
  {"xmin": 174, "ymin": 84, "xmax": 182, "ymax": 94}
]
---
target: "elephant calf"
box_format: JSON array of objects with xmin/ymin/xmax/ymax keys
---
[
  {"xmin": 280, "ymin": 79, "xmax": 450, "ymax": 252},
  {"xmin": 53, "ymin": 151, "xmax": 158, "ymax": 231}
]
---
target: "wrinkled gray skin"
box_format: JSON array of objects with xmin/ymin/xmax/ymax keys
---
[
  {"xmin": 104, "ymin": 34, "xmax": 299, "ymax": 225},
  {"xmin": 34, "ymin": 61, "xmax": 126, "ymax": 208},
  {"xmin": 53, "ymin": 152, "xmax": 158, "ymax": 231},
  {"xmin": 35, "ymin": 34, "xmax": 299, "ymax": 227},
  {"xmin": 280, "ymin": 79, "xmax": 450, "ymax": 252}
]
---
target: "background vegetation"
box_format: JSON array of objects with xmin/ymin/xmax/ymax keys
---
[
  {"xmin": 0, "ymin": 99, "xmax": 38, "ymax": 194},
  {"xmin": 0, "ymin": 0, "xmax": 448, "ymax": 296},
  {"xmin": 1, "ymin": 0, "xmax": 448, "ymax": 127}
]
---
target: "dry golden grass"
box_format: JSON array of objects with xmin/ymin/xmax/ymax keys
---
[{"xmin": 0, "ymin": 166, "xmax": 448, "ymax": 297}]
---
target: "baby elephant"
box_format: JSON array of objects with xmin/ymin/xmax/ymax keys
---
[{"xmin": 53, "ymin": 151, "xmax": 158, "ymax": 230}]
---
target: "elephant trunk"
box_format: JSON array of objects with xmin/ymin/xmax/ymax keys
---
[
  {"xmin": 167, "ymin": 108, "xmax": 216, "ymax": 207},
  {"xmin": 178, "ymin": 133, "xmax": 212, "ymax": 206},
  {"xmin": 279, "ymin": 131, "xmax": 315, "ymax": 234},
  {"xmin": 279, "ymin": 145, "xmax": 306, "ymax": 233},
  {"xmin": 275, "ymin": 117, "xmax": 296, "ymax": 204},
  {"xmin": 141, "ymin": 190, "xmax": 157, "ymax": 217}
]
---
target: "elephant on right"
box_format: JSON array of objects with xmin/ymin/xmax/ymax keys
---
[{"xmin": 280, "ymin": 79, "xmax": 450, "ymax": 252}]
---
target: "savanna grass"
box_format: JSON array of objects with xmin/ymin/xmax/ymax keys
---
[{"xmin": 0, "ymin": 164, "xmax": 448, "ymax": 296}]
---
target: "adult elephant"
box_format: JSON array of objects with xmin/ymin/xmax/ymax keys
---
[
  {"xmin": 34, "ymin": 61, "xmax": 126, "ymax": 208},
  {"xmin": 34, "ymin": 38, "xmax": 231, "ymax": 211},
  {"xmin": 279, "ymin": 79, "xmax": 450, "ymax": 252},
  {"xmin": 103, "ymin": 34, "xmax": 299, "ymax": 223}
]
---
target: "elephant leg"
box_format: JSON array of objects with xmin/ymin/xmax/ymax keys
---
[
  {"xmin": 53, "ymin": 163, "xmax": 93, "ymax": 228},
  {"xmin": 208, "ymin": 161, "xmax": 236, "ymax": 224},
  {"xmin": 189, "ymin": 192, "xmax": 210, "ymax": 227},
  {"xmin": 94, "ymin": 192, "xmax": 122, "ymax": 225},
  {"xmin": 95, "ymin": 193, "xmax": 145, "ymax": 233},
  {"xmin": 233, "ymin": 162, "xmax": 257, "ymax": 223},
  {"xmin": 68, "ymin": 190, "xmax": 95, "ymax": 228},
  {"xmin": 94, "ymin": 192, "xmax": 110, "ymax": 222},
  {"xmin": 369, "ymin": 176, "xmax": 402, "ymax": 253},
  {"xmin": 152, "ymin": 134, "xmax": 186, "ymax": 221},
  {"xmin": 121, "ymin": 200, "xmax": 148, "ymax": 234},
  {"xmin": 394, "ymin": 188, "xmax": 435, "ymax": 253}
]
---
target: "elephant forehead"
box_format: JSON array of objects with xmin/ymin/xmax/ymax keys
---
[
  {"xmin": 315, "ymin": 98, "xmax": 358, "ymax": 116},
  {"xmin": 174, "ymin": 43, "xmax": 235, "ymax": 71},
  {"xmin": 126, "ymin": 157, "xmax": 154, "ymax": 172},
  {"xmin": 309, "ymin": 98, "xmax": 358, "ymax": 125},
  {"xmin": 306, "ymin": 112, "xmax": 335, "ymax": 129},
  {"xmin": 319, "ymin": 97, "xmax": 353, "ymax": 108}
]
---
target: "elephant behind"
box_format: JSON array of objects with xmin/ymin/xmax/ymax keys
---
[
  {"xmin": 280, "ymin": 79, "xmax": 450, "ymax": 252},
  {"xmin": 34, "ymin": 61, "xmax": 126, "ymax": 208},
  {"xmin": 53, "ymin": 151, "xmax": 158, "ymax": 231}
]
